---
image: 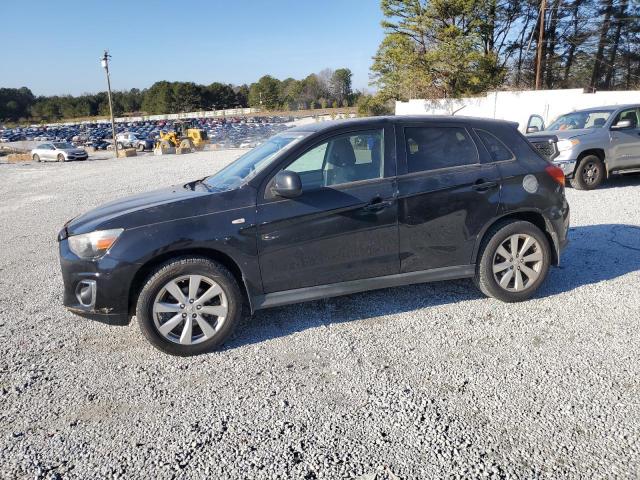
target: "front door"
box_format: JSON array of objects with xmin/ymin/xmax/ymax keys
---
[
  {"xmin": 610, "ymin": 107, "xmax": 640, "ymax": 171},
  {"xmin": 43, "ymin": 144, "xmax": 56, "ymax": 160},
  {"xmin": 257, "ymin": 126, "xmax": 399, "ymax": 293},
  {"xmin": 396, "ymin": 122, "xmax": 501, "ymax": 272}
]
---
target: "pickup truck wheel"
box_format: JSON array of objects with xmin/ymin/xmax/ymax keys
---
[
  {"xmin": 136, "ymin": 257, "xmax": 242, "ymax": 356},
  {"xmin": 570, "ymin": 155, "xmax": 605, "ymax": 190},
  {"xmin": 475, "ymin": 220, "xmax": 551, "ymax": 302}
]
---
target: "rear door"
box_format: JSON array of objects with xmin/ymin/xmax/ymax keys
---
[
  {"xmin": 396, "ymin": 121, "xmax": 501, "ymax": 272},
  {"xmin": 256, "ymin": 125, "xmax": 399, "ymax": 293},
  {"xmin": 609, "ymin": 107, "xmax": 640, "ymax": 170}
]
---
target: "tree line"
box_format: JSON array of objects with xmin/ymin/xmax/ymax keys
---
[
  {"xmin": 3, "ymin": 0, "xmax": 638, "ymax": 121},
  {"xmin": 371, "ymin": 0, "xmax": 640, "ymax": 102},
  {"xmin": 0, "ymin": 68, "xmax": 354, "ymax": 122}
]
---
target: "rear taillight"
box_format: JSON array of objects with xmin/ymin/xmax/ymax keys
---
[{"xmin": 545, "ymin": 165, "xmax": 565, "ymax": 187}]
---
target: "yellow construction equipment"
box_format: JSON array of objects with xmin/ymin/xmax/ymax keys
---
[{"xmin": 155, "ymin": 120, "xmax": 208, "ymax": 153}]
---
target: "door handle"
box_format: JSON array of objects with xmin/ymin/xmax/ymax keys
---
[
  {"xmin": 472, "ymin": 179, "xmax": 499, "ymax": 192},
  {"xmin": 364, "ymin": 196, "xmax": 393, "ymax": 212}
]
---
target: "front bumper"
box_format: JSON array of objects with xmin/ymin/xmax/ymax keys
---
[
  {"xmin": 553, "ymin": 159, "xmax": 577, "ymax": 177},
  {"xmin": 66, "ymin": 153, "xmax": 89, "ymax": 160},
  {"xmin": 59, "ymin": 239, "xmax": 135, "ymax": 325}
]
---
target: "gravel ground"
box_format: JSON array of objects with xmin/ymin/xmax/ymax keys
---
[{"xmin": 0, "ymin": 151, "xmax": 639, "ymax": 479}]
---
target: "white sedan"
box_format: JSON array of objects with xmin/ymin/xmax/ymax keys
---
[{"xmin": 31, "ymin": 142, "xmax": 88, "ymax": 162}]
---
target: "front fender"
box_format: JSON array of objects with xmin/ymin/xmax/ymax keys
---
[{"xmin": 106, "ymin": 205, "xmax": 262, "ymax": 302}]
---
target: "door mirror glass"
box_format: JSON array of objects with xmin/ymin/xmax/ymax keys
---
[
  {"xmin": 611, "ymin": 119, "xmax": 632, "ymax": 130},
  {"xmin": 272, "ymin": 170, "xmax": 302, "ymax": 198},
  {"xmin": 611, "ymin": 109, "xmax": 638, "ymax": 130},
  {"xmin": 526, "ymin": 115, "xmax": 544, "ymax": 133}
]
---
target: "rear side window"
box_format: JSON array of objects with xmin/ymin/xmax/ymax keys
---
[
  {"xmin": 475, "ymin": 129, "xmax": 515, "ymax": 162},
  {"xmin": 404, "ymin": 126, "xmax": 478, "ymax": 173}
]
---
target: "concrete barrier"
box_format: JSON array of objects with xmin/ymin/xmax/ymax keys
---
[
  {"xmin": 395, "ymin": 88, "xmax": 640, "ymax": 132},
  {"xmin": 117, "ymin": 148, "xmax": 137, "ymax": 158}
]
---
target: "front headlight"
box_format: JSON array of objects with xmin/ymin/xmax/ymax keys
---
[
  {"xmin": 557, "ymin": 138, "xmax": 580, "ymax": 152},
  {"xmin": 68, "ymin": 228, "xmax": 123, "ymax": 259}
]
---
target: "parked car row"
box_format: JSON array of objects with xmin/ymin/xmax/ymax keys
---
[{"xmin": 0, "ymin": 116, "xmax": 292, "ymax": 148}]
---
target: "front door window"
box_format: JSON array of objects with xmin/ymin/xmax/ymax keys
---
[{"xmin": 281, "ymin": 129, "xmax": 384, "ymax": 191}]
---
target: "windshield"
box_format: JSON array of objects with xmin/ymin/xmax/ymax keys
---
[
  {"xmin": 53, "ymin": 142, "xmax": 75, "ymax": 149},
  {"xmin": 547, "ymin": 110, "xmax": 613, "ymax": 131},
  {"xmin": 204, "ymin": 131, "xmax": 309, "ymax": 191}
]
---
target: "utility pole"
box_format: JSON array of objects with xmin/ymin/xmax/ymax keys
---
[
  {"xmin": 101, "ymin": 50, "xmax": 119, "ymax": 158},
  {"xmin": 535, "ymin": 0, "xmax": 546, "ymax": 90}
]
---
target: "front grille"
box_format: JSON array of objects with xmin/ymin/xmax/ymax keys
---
[{"xmin": 530, "ymin": 140, "xmax": 557, "ymax": 159}]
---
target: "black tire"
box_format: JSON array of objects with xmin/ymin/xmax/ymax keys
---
[
  {"xmin": 136, "ymin": 257, "xmax": 242, "ymax": 356},
  {"xmin": 32, "ymin": 154, "xmax": 40, "ymax": 162},
  {"xmin": 474, "ymin": 220, "xmax": 551, "ymax": 303},
  {"xmin": 570, "ymin": 154, "xmax": 605, "ymax": 190},
  {"xmin": 57, "ymin": 153, "xmax": 65, "ymax": 162}
]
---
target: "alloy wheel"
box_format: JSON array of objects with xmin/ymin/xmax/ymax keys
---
[
  {"xmin": 581, "ymin": 161, "xmax": 600, "ymax": 185},
  {"xmin": 492, "ymin": 234, "xmax": 543, "ymax": 292},
  {"xmin": 152, "ymin": 274, "xmax": 228, "ymax": 345}
]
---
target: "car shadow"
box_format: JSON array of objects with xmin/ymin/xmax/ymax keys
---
[
  {"xmin": 225, "ymin": 223, "xmax": 640, "ymax": 350},
  {"xmin": 567, "ymin": 172, "xmax": 640, "ymax": 190}
]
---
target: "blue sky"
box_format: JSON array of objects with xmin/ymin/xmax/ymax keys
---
[{"xmin": 1, "ymin": 0, "xmax": 385, "ymax": 96}]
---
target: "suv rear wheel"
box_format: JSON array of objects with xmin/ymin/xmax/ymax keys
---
[
  {"xmin": 136, "ymin": 257, "xmax": 242, "ymax": 356},
  {"xmin": 570, "ymin": 154, "xmax": 605, "ymax": 190},
  {"xmin": 475, "ymin": 220, "xmax": 551, "ymax": 302}
]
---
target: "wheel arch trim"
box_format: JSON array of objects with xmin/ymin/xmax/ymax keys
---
[
  {"xmin": 472, "ymin": 209, "xmax": 560, "ymax": 266},
  {"xmin": 128, "ymin": 247, "xmax": 253, "ymax": 316}
]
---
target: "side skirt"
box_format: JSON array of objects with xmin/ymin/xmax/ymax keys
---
[{"xmin": 252, "ymin": 264, "xmax": 476, "ymax": 311}]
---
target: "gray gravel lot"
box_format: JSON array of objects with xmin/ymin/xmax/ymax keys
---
[{"xmin": 1, "ymin": 151, "xmax": 639, "ymax": 479}]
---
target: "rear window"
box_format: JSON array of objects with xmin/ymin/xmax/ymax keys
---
[{"xmin": 404, "ymin": 126, "xmax": 478, "ymax": 173}]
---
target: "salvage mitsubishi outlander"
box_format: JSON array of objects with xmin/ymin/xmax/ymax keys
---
[{"xmin": 58, "ymin": 116, "xmax": 570, "ymax": 356}]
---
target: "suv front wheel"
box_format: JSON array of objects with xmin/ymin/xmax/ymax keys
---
[
  {"xmin": 475, "ymin": 220, "xmax": 551, "ymax": 302},
  {"xmin": 136, "ymin": 257, "xmax": 242, "ymax": 356}
]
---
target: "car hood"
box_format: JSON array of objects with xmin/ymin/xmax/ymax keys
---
[
  {"xmin": 63, "ymin": 182, "xmax": 254, "ymax": 236},
  {"xmin": 529, "ymin": 128, "xmax": 597, "ymax": 140}
]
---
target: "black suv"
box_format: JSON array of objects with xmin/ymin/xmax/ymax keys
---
[{"xmin": 58, "ymin": 116, "xmax": 570, "ymax": 355}]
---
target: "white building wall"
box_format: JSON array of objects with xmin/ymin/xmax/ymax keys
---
[{"xmin": 395, "ymin": 89, "xmax": 640, "ymax": 131}]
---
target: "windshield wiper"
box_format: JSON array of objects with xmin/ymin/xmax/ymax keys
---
[{"xmin": 186, "ymin": 178, "xmax": 212, "ymax": 192}]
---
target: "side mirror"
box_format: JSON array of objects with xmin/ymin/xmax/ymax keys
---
[
  {"xmin": 611, "ymin": 119, "xmax": 632, "ymax": 130},
  {"xmin": 272, "ymin": 170, "xmax": 302, "ymax": 198},
  {"xmin": 526, "ymin": 126, "xmax": 539, "ymax": 133}
]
